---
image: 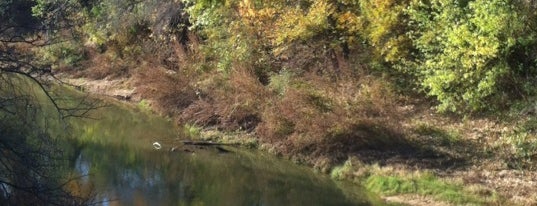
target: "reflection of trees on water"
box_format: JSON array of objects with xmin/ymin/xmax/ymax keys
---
[
  {"xmin": 73, "ymin": 142, "xmax": 369, "ymax": 206},
  {"xmin": 0, "ymin": 74, "xmax": 95, "ymax": 205},
  {"xmin": 0, "ymin": 1, "xmax": 96, "ymax": 205},
  {"xmin": 0, "ymin": 117, "xmax": 91, "ymax": 205}
]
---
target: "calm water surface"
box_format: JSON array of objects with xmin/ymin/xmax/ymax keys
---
[{"xmin": 61, "ymin": 97, "xmax": 385, "ymax": 206}]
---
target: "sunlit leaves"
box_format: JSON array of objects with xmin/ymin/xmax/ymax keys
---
[
  {"xmin": 181, "ymin": 0, "xmax": 537, "ymax": 112},
  {"xmin": 407, "ymin": 0, "xmax": 527, "ymax": 112},
  {"xmin": 271, "ymin": 0, "xmax": 335, "ymax": 54},
  {"xmin": 359, "ymin": 0, "xmax": 410, "ymax": 62}
]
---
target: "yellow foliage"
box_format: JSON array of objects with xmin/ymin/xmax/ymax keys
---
[
  {"xmin": 336, "ymin": 11, "xmax": 363, "ymax": 35},
  {"xmin": 336, "ymin": 11, "xmax": 364, "ymax": 46},
  {"xmin": 271, "ymin": 0, "xmax": 335, "ymax": 52},
  {"xmin": 359, "ymin": 0, "xmax": 410, "ymax": 62}
]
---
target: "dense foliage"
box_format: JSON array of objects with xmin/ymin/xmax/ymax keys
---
[
  {"xmin": 405, "ymin": 0, "xmax": 537, "ymax": 112},
  {"xmin": 23, "ymin": 0, "xmax": 537, "ymax": 166},
  {"xmin": 52, "ymin": 0, "xmax": 537, "ymax": 112}
]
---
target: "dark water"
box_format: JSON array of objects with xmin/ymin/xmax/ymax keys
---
[{"xmin": 59, "ymin": 95, "xmax": 384, "ymax": 206}]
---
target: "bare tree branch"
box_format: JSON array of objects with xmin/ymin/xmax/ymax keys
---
[{"xmin": 0, "ymin": 1, "xmax": 99, "ymax": 205}]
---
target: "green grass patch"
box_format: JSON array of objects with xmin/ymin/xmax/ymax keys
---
[
  {"xmin": 330, "ymin": 158, "xmax": 368, "ymax": 181},
  {"xmin": 330, "ymin": 158, "xmax": 500, "ymax": 205},
  {"xmin": 364, "ymin": 172, "xmax": 492, "ymax": 205}
]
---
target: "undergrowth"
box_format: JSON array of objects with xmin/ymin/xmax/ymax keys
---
[{"xmin": 492, "ymin": 117, "xmax": 537, "ymax": 170}]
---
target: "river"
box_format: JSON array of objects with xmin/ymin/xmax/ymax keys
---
[{"xmin": 44, "ymin": 85, "xmax": 389, "ymax": 205}]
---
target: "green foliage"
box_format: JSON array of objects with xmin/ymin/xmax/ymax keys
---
[
  {"xmin": 184, "ymin": 0, "xmax": 366, "ymax": 76},
  {"xmin": 353, "ymin": 0, "xmax": 537, "ymax": 112},
  {"xmin": 406, "ymin": 0, "xmax": 531, "ymax": 112},
  {"xmin": 266, "ymin": 0, "xmax": 363, "ymax": 72},
  {"xmin": 184, "ymin": 0, "xmax": 264, "ymax": 73},
  {"xmin": 75, "ymin": 0, "xmax": 188, "ymax": 59},
  {"xmin": 24, "ymin": 0, "xmax": 537, "ymax": 114},
  {"xmin": 183, "ymin": 123, "xmax": 202, "ymax": 138},
  {"xmin": 497, "ymin": 118, "xmax": 537, "ymax": 169},
  {"xmin": 268, "ymin": 69, "xmax": 293, "ymax": 95},
  {"xmin": 38, "ymin": 41, "xmax": 86, "ymax": 67},
  {"xmin": 32, "ymin": 0, "xmax": 83, "ymax": 29},
  {"xmin": 137, "ymin": 99, "xmax": 152, "ymax": 111},
  {"xmin": 271, "ymin": 0, "xmax": 334, "ymax": 51}
]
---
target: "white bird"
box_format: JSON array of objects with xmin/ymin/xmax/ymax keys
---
[{"xmin": 152, "ymin": 142, "xmax": 162, "ymax": 150}]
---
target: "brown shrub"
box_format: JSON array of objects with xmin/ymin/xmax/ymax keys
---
[
  {"xmin": 135, "ymin": 66, "xmax": 197, "ymax": 116},
  {"xmin": 256, "ymin": 73, "xmax": 405, "ymax": 165},
  {"xmin": 180, "ymin": 67, "xmax": 269, "ymax": 131},
  {"xmin": 131, "ymin": 34, "xmax": 206, "ymax": 116}
]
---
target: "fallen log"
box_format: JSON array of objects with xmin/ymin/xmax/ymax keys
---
[{"xmin": 181, "ymin": 140, "xmax": 238, "ymax": 146}]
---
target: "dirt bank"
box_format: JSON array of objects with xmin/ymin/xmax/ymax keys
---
[{"xmin": 59, "ymin": 75, "xmax": 139, "ymax": 101}]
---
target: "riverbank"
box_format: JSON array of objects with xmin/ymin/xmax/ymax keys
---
[
  {"xmin": 59, "ymin": 73, "xmax": 537, "ymax": 205},
  {"xmin": 6, "ymin": 0, "xmax": 537, "ymax": 204}
]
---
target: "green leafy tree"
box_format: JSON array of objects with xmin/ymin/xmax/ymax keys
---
[{"xmin": 406, "ymin": 0, "xmax": 533, "ymax": 112}]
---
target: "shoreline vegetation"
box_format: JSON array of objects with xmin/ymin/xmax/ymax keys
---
[
  {"xmin": 61, "ymin": 74, "xmax": 535, "ymax": 205},
  {"xmin": 5, "ymin": 0, "xmax": 537, "ymax": 205}
]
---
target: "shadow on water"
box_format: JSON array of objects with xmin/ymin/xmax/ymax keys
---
[{"xmin": 61, "ymin": 99, "xmax": 387, "ymax": 206}]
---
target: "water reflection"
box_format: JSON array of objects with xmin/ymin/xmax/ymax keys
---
[
  {"xmin": 64, "ymin": 101, "xmax": 382, "ymax": 206},
  {"xmin": 71, "ymin": 143, "xmax": 372, "ymax": 206}
]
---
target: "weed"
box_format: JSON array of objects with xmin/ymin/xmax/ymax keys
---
[
  {"xmin": 330, "ymin": 157, "xmax": 368, "ymax": 181},
  {"xmin": 135, "ymin": 66, "xmax": 197, "ymax": 116},
  {"xmin": 268, "ymin": 69, "xmax": 293, "ymax": 95},
  {"xmin": 503, "ymin": 131, "xmax": 537, "ymax": 169},
  {"xmin": 183, "ymin": 123, "xmax": 202, "ymax": 138},
  {"xmin": 488, "ymin": 117, "xmax": 537, "ymax": 169},
  {"xmin": 137, "ymin": 99, "xmax": 151, "ymax": 112},
  {"xmin": 256, "ymin": 75, "xmax": 405, "ymax": 166}
]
